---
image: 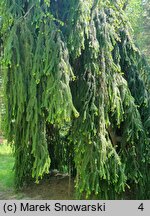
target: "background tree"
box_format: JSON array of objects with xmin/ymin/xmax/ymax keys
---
[
  {"xmin": 0, "ymin": 0, "xmax": 150, "ymax": 199},
  {"xmin": 142, "ymin": 0, "xmax": 150, "ymax": 61},
  {"xmin": 0, "ymin": 16, "xmax": 4, "ymax": 136},
  {"xmin": 126, "ymin": 0, "xmax": 150, "ymax": 62}
]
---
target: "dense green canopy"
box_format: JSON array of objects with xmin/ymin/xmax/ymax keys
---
[{"xmin": 0, "ymin": 0, "xmax": 149, "ymax": 199}]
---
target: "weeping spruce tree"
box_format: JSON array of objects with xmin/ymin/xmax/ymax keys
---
[{"xmin": 0, "ymin": 0, "xmax": 150, "ymax": 199}]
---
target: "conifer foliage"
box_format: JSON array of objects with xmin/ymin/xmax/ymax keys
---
[{"xmin": 0, "ymin": 0, "xmax": 149, "ymax": 199}]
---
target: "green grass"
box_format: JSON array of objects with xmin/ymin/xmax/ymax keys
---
[
  {"xmin": 0, "ymin": 143, "xmax": 75, "ymax": 199},
  {"xmin": 0, "ymin": 143, "xmax": 15, "ymax": 189}
]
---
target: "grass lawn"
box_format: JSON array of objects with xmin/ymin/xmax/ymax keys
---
[
  {"xmin": 0, "ymin": 143, "xmax": 14, "ymax": 190},
  {"xmin": 0, "ymin": 142, "xmax": 74, "ymax": 199}
]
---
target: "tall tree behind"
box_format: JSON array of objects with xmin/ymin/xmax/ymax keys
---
[
  {"xmin": 142, "ymin": 0, "xmax": 150, "ymax": 61},
  {"xmin": 126, "ymin": 0, "xmax": 150, "ymax": 62},
  {"xmin": 0, "ymin": 16, "xmax": 4, "ymax": 135}
]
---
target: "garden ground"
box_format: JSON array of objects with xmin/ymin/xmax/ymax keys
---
[{"xmin": 0, "ymin": 141, "xmax": 74, "ymax": 200}]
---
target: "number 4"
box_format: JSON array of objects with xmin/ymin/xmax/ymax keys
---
[{"xmin": 138, "ymin": 203, "xmax": 144, "ymax": 211}]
